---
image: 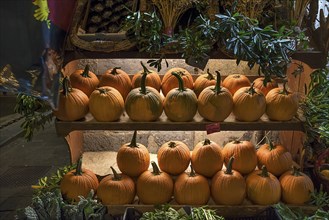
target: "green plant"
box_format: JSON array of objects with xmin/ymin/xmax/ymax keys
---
[
  {"xmin": 216, "ymin": 8, "xmax": 296, "ymax": 83},
  {"xmin": 309, "ymin": 184, "xmax": 329, "ymax": 209},
  {"xmin": 31, "ymin": 163, "xmax": 77, "ymax": 196},
  {"xmin": 302, "ymin": 67, "xmax": 329, "ymax": 154},
  {"xmin": 14, "ymin": 94, "xmax": 53, "ymax": 141}
]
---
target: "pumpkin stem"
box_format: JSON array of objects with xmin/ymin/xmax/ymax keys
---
[
  {"xmin": 62, "ymin": 76, "xmax": 71, "ymax": 97},
  {"xmin": 110, "ymin": 166, "xmax": 122, "ymax": 181},
  {"xmin": 96, "ymin": 87, "xmax": 108, "ymax": 94},
  {"xmin": 110, "ymin": 67, "xmax": 121, "ymax": 75},
  {"xmin": 203, "ymin": 138, "xmax": 211, "ymax": 145},
  {"xmin": 74, "ymin": 156, "xmax": 83, "ymax": 176},
  {"xmin": 259, "ymin": 165, "xmax": 269, "ymax": 177},
  {"xmin": 279, "ymin": 80, "xmax": 290, "ymax": 95},
  {"xmin": 141, "ymin": 61, "xmax": 152, "ymax": 75},
  {"xmin": 225, "ymin": 156, "xmax": 234, "ymax": 175},
  {"xmin": 206, "ymin": 69, "xmax": 215, "ymax": 80},
  {"xmin": 213, "ymin": 71, "xmax": 222, "ymax": 95},
  {"xmin": 189, "ymin": 165, "xmax": 196, "ymax": 177},
  {"xmin": 247, "ymin": 82, "xmax": 257, "ymax": 95},
  {"xmin": 233, "ymin": 140, "xmax": 241, "ymax": 144},
  {"xmin": 140, "ymin": 69, "xmax": 148, "ymax": 95},
  {"xmin": 81, "ymin": 65, "xmax": 91, "ymax": 78},
  {"xmin": 291, "ymin": 166, "xmax": 302, "ymax": 176},
  {"xmin": 168, "ymin": 142, "xmax": 177, "ymax": 148},
  {"xmin": 128, "ymin": 130, "xmax": 139, "ymax": 148},
  {"xmin": 151, "ymin": 161, "xmax": 161, "ymax": 175},
  {"xmin": 265, "ymin": 136, "xmax": 275, "ymax": 151},
  {"xmin": 172, "ymin": 71, "xmax": 186, "ymax": 92}
]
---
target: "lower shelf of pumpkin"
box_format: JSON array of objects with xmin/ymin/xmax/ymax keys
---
[{"xmin": 82, "ymin": 151, "xmax": 316, "ymax": 218}]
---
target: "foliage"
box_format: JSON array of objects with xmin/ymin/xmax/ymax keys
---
[
  {"xmin": 273, "ymin": 202, "xmax": 329, "ymax": 220},
  {"xmin": 14, "ymin": 93, "xmax": 53, "ymax": 141},
  {"xmin": 140, "ymin": 204, "xmax": 224, "ymax": 220},
  {"xmin": 31, "ymin": 163, "xmax": 77, "ymax": 196},
  {"xmin": 309, "ymin": 184, "xmax": 329, "ymax": 209},
  {"xmin": 301, "ymin": 67, "xmax": 329, "ymax": 153},
  {"xmin": 15, "ymin": 190, "xmax": 106, "ymax": 220},
  {"xmin": 216, "ymin": 8, "xmax": 296, "ymax": 84}
]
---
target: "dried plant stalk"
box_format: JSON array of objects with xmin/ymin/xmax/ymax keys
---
[
  {"xmin": 151, "ymin": 0, "xmax": 198, "ymax": 35},
  {"xmin": 290, "ymin": 0, "xmax": 311, "ymax": 27},
  {"xmin": 222, "ymin": 0, "xmax": 270, "ymax": 19}
]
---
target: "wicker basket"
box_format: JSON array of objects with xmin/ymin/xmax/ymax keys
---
[{"xmin": 69, "ymin": 0, "xmax": 137, "ymax": 53}]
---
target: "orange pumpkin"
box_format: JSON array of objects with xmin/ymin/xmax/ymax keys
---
[
  {"xmin": 161, "ymin": 67, "xmax": 194, "ymax": 96},
  {"xmin": 60, "ymin": 157, "xmax": 99, "ymax": 202},
  {"xmin": 256, "ymin": 141, "xmax": 293, "ymax": 176},
  {"xmin": 266, "ymin": 82, "xmax": 299, "ymax": 121},
  {"xmin": 53, "ymin": 76, "xmax": 89, "ymax": 121},
  {"xmin": 125, "ymin": 70, "xmax": 163, "ymax": 121},
  {"xmin": 211, "ymin": 157, "xmax": 246, "ymax": 205},
  {"xmin": 97, "ymin": 167, "xmax": 135, "ymax": 205},
  {"xmin": 191, "ymin": 138, "xmax": 223, "ymax": 177},
  {"xmin": 157, "ymin": 141, "xmax": 191, "ymax": 175},
  {"xmin": 198, "ymin": 71, "xmax": 233, "ymax": 122},
  {"xmin": 233, "ymin": 83, "xmax": 266, "ymax": 121},
  {"xmin": 222, "ymin": 140, "xmax": 257, "ymax": 175},
  {"xmin": 253, "ymin": 77, "xmax": 278, "ymax": 96},
  {"xmin": 116, "ymin": 131, "xmax": 150, "ymax": 177},
  {"xmin": 246, "ymin": 165, "xmax": 281, "ymax": 205},
  {"xmin": 222, "ymin": 74, "xmax": 251, "ymax": 95},
  {"xmin": 137, "ymin": 161, "xmax": 174, "ymax": 204},
  {"xmin": 99, "ymin": 67, "xmax": 132, "ymax": 100},
  {"xmin": 131, "ymin": 61, "xmax": 161, "ymax": 91},
  {"xmin": 279, "ymin": 166, "xmax": 314, "ymax": 204},
  {"xmin": 89, "ymin": 86, "xmax": 124, "ymax": 122},
  {"xmin": 193, "ymin": 69, "xmax": 217, "ymax": 97},
  {"xmin": 69, "ymin": 65, "xmax": 99, "ymax": 97},
  {"xmin": 174, "ymin": 165, "xmax": 210, "ymax": 205},
  {"xmin": 163, "ymin": 72, "xmax": 198, "ymax": 122}
]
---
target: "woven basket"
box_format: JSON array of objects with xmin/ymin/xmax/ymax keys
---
[{"xmin": 69, "ymin": 0, "xmax": 136, "ymax": 53}]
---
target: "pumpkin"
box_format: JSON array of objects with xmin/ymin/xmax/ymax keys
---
[
  {"xmin": 233, "ymin": 83, "xmax": 266, "ymax": 121},
  {"xmin": 266, "ymin": 81, "xmax": 299, "ymax": 121},
  {"xmin": 137, "ymin": 161, "xmax": 174, "ymax": 204},
  {"xmin": 125, "ymin": 69, "xmax": 163, "ymax": 121},
  {"xmin": 53, "ymin": 76, "xmax": 89, "ymax": 121},
  {"xmin": 131, "ymin": 61, "xmax": 161, "ymax": 91},
  {"xmin": 193, "ymin": 69, "xmax": 217, "ymax": 97},
  {"xmin": 174, "ymin": 165, "xmax": 210, "ymax": 205},
  {"xmin": 246, "ymin": 165, "xmax": 281, "ymax": 205},
  {"xmin": 89, "ymin": 86, "xmax": 124, "ymax": 122},
  {"xmin": 116, "ymin": 131, "xmax": 150, "ymax": 177},
  {"xmin": 157, "ymin": 140, "xmax": 191, "ymax": 175},
  {"xmin": 256, "ymin": 141, "xmax": 293, "ymax": 176},
  {"xmin": 222, "ymin": 140, "xmax": 257, "ymax": 175},
  {"xmin": 222, "ymin": 74, "xmax": 251, "ymax": 95},
  {"xmin": 161, "ymin": 67, "xmax": 194, "ymax": 96},
  {"xmin": 60, "ymin": 157, "xmax": 99, "ymax": 201},
  {"xmin": 198, "ymin": 71, "xmax": 233, "ymax": 122},
  {"xmin": 99, "ymin": 67, "xmax": 132, "ymax": 100},
  {"xmin": 163, "ymin": 72, "xmax": 198, "ymax": 122},
  {"xmin": 279, "ymin": 166, "xmax": 314, "ymax": 204},
  {"xmin": 69, "ymin": 64, "xmax": 99, "ymax": 97},
  {"xmin": 253, "ymin": 77, "xmax": 278, "ymax": 96},
  {"xmin": 211, "ymin": 156, "xmax": 246, "ymax": 205},
  {"xmin": 97, "ymin": 166, "xmax": 135, "ymax": 205},
  {"xmin": 191, "ymin": 138, "xmax": 224, "ymax": 177}
]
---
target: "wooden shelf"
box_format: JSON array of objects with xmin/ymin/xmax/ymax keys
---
[
  {"xmin": 63, "ymin": 47, "xmax": 326, "ymax": 69},
  {"xmin": 55, "ymin": 112, "xmax": 304, "ymax": 137}
]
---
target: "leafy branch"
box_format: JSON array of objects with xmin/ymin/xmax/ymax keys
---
[{"xmin": 14, "ymin": 94, "xmax": 53, "ymax": 141}]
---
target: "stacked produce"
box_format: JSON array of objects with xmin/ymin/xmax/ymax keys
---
[
  {"xmin": 55, "ymin": 63, "xmax": 300, "ymax": 123},
  {"xmin": 55, "ymin": 131, "xmax": 314, "ymax": 207}
]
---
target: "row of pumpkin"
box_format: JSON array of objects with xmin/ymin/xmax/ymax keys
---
[
  {"xmin": 54, "ymin": 62, "xmax": 299, "ymax": 122},
  {"xmin": 60, "ymin": 131, "xmax": 314, "ymax": 207}
]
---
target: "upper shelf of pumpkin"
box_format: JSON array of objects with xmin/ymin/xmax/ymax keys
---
[{"xmin": 65, "ymin": 0, "xmax": 328, "ymax": 74}]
